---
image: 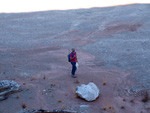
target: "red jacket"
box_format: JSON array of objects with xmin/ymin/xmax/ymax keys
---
[{"xmin": 70, "ymin": 52, "xmax": 77, "ymax": 62}]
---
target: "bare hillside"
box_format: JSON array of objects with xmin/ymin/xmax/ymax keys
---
[{"xmin": 0, "ymin": 4, "xmax": 150, "ymax": 113}]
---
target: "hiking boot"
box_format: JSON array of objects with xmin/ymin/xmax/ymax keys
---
[{"xmin": 72, "ymin": 75, "xmax": 77, "ymax": 78}]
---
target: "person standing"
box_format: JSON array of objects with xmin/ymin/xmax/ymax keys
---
[{"xmin": 70, "ymin": 48, "xmax": 78, "ymax": 78}]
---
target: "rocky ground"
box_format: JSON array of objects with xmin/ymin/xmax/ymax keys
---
[{"xmin": 0, "ymin": 3, "xmax": 150, "ymax": 113}]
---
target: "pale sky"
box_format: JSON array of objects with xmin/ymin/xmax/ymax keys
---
[{"xmin": 0, "ymin": 0, "xmax": 150, "ymax": 13}]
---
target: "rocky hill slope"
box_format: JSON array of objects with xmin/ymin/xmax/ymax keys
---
[{"xmin": 0, "ymin": 3, "xmax": 150, "ymax": 113}]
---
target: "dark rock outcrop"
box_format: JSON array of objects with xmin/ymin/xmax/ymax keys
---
[{"xmin": 0, "ymin": 80, "xmax": 22, "ymax": 101}]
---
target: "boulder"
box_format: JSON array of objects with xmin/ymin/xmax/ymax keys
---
[
  {"xmin": 76, "ymin": 82, "xmax": 100, "ymax": 101},
  {"xmin": 0, "ymin": 80, "xmax": 22, "ymax": 101}
]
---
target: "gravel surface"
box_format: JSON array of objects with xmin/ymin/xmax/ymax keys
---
[{"xmin": 0, "ymin": 3, "xmax": 150, "ymax": 113}]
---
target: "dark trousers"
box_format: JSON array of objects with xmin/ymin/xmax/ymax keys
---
[{"xmin": 71, "ymin": 62, "xmax": 77, "ymax": 75}]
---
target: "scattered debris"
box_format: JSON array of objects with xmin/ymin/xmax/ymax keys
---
[
  {"xmin": 19, "ymin": 109, "xmax": 77, "ymax": 113},
  {"xmin": 0, "ymin": 80, "xmax": 22, "ymax": 101},
  {"xmin": 46, "ymin": 83, "xmax": 55, "ymax": 93},
  {"xmin": 50, "ymin": 83, "xmax": 55, "ymax": 87},
  {"xmin": 76, "ymin": 82, "xmax": 100, "ymax": 101}
]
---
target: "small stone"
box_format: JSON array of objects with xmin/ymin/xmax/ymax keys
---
[{"xmin": 80, "ymin": 105, "xmax": 90, "ymax": 113}]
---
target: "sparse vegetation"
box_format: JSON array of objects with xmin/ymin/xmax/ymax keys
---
[
  {"xmin": 130, "ymin": 99, "xmax": 134, "ymax": 103},
  {"xmin": 30, "ymin": 77, "xmax": 37, "ymax": 81},
  {"xmin": 75, "ymin": 94, "xmax": 79, "ymax": 98},
  {"xmin": 75, "ymin": 79, "xmax": 80, "ymax": 84},
  {"xmin": 61, "ymin": 105, "xmax": 66, "ymax": 110},
  {"xmin": 51, "ymin": 83, "xmax": 55, "ymax": 87},
  {"xmin": 0, "ymin": 3, "xmax": 150, "ymax": 113},
  {"xmin": 103, "ymin": 106, "xmax": 107, "ymax": 110},
  {"xmin": 109, "ymin": 106, "xmax": 112, "ymax": 109},
  {"xmin": 123, "ymin": 99, "xmax": 126, "ymax": 101},
  {"xmin": 142, "ymin": 91, "xmax": 149, "ymax": 103},
  {"xmin": 58, "ymin": 99, "xmax": 62, "ymax": 102},
  {"xmin": 16, "ymin": 95, "xmax": 20, "ymax": 99},
  {"xmin": 121, "ymin": 106, "xmax": 125, "ymax": 109},
  {"xmin": 21, "ymin": 103, "xmax": 26, "ymax": 109},
  {"xmin": 43, "ymin": 75, "xmax": 46, "ymax": 80},
  {"xmin": 103, "ymin": 81, "xmax": 107, "ymax": 85}
]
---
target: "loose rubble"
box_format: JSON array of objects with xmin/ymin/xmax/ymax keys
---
[{"xmin": 19, "ymin": 109, "xmax": 77, "ymax": 113}]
